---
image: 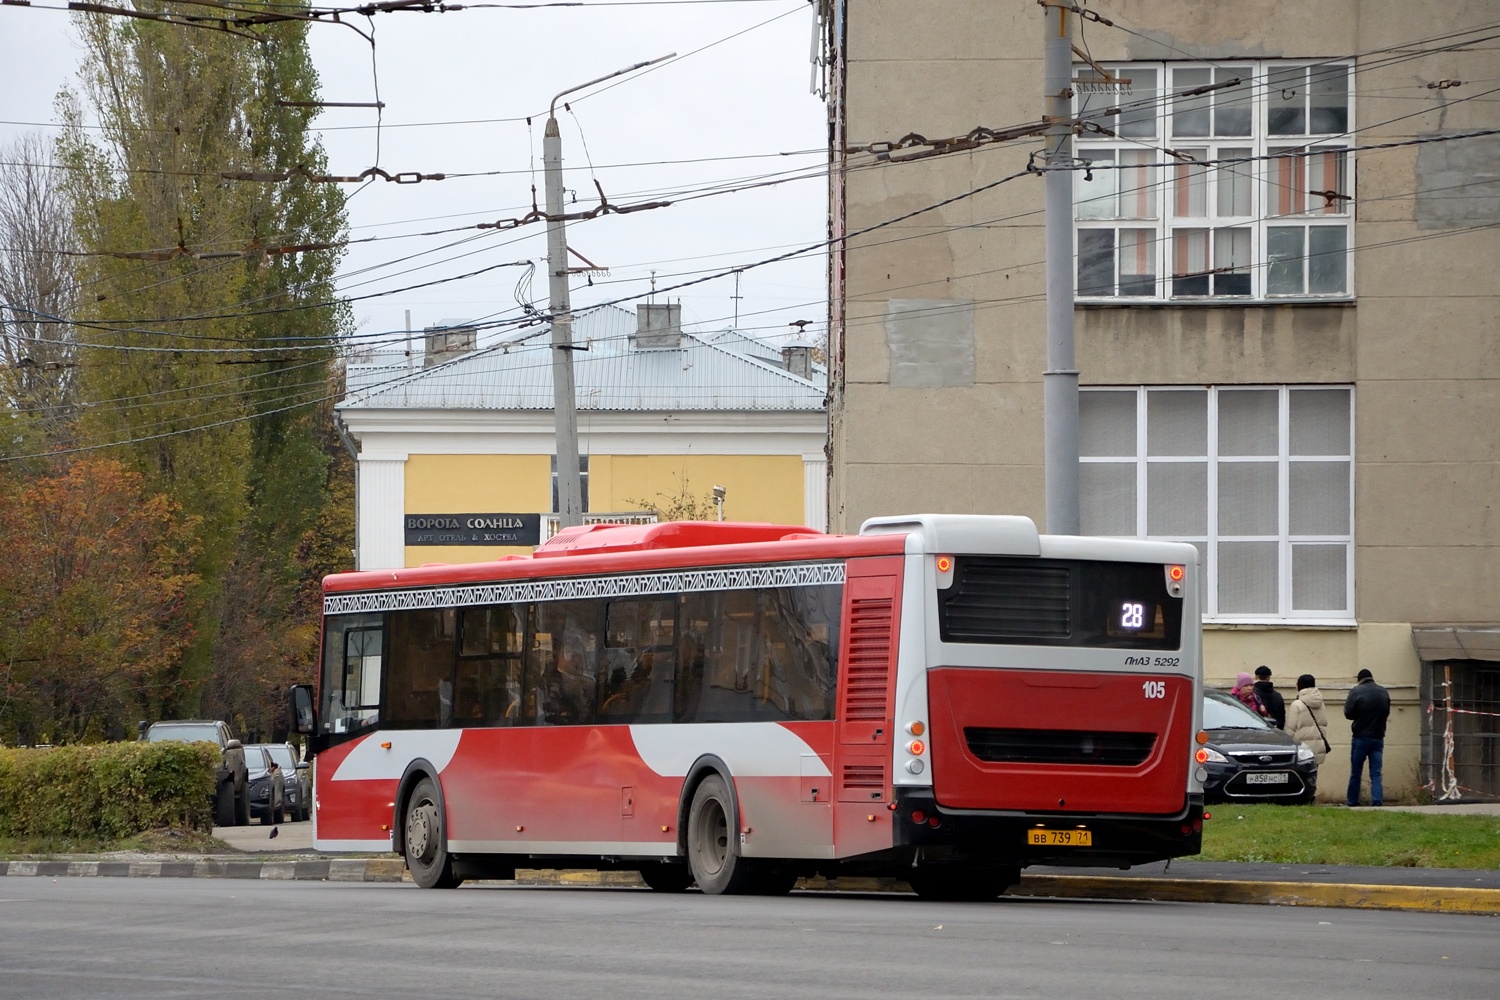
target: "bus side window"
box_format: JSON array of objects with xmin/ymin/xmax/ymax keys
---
[{"xmin": 385, "ymin": 608, "xmax": 456, "ymax": 728}]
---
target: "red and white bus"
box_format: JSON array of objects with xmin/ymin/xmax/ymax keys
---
[{"xmin": 293, "ymin": 514, "xmax": 1204, "ymax": 899}]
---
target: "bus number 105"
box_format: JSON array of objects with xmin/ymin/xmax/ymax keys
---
[{"xmin": 1142, "ymin": 680, "xmax": 1166, "ymax": 699}]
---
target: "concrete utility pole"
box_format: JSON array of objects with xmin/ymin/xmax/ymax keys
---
[
  {"xmin": 544, "ymin": 56, "xmax": 673, "ymax": 528},
  {"xmin": 1042, "ymin": 0, "xmax": 1080, "ymax": 535}
]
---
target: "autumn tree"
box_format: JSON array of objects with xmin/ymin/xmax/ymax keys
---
[
  {"xmin": 58, "ymin": 7, "xmax": 352, "ymax": 723},
  {"xmin": 0, "ymin": 459, "xmax": 200, "ymax": 745}
]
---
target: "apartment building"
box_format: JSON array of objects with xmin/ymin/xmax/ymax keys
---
[{"xmin": 819, "ymin": 0, "xmax": 1500, "ymax": 799}]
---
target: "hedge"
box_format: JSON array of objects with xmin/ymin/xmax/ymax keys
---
[{"xmin": 0, "ymin": 741, "xmax": 218, "ymax": 839}]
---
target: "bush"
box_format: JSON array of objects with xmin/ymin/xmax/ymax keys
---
[{"xmin": 0, "ymin": 741, "xmax": 217, "ymax": 839}]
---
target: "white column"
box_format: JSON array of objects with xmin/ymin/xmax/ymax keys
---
[
  {"xmin": 358, "ymin": 457, "xmax": 407, "ymax": 570},
  {"xmin": 803, "ymin": 453, "xmax": 828, "ymax": 532}
]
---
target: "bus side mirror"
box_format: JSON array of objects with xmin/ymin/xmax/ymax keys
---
[{"xmin": 290, "ymin": 684, "xmax": 316, "ymax": 735}]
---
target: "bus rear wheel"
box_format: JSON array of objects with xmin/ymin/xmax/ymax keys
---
[
  {"xmin": 907, "ymin": 867, "xmax": 1018, "ymax": 902},
  {"xmin": 686, "ymin": 774, "xmax": 757, "ymax": 895},
  {"xmin": 638, "ymin": 862, "xmax": 693, "ymax": 893},
  {"xmin": 404, "ymin": 777, "xmax": 463, "ymax": 889}
]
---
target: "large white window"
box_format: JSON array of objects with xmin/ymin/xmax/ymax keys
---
[
  {"xmin": 1074, "ymin": 61, "xmax": 1352, "ymax": 302},
  {"xmin": 1080, "ymin": 386, "xmax": 1354, "ymax": 623}
]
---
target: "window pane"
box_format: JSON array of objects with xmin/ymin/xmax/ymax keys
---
[
  {"xmin": 1268, "ymin": 65, "xmax": 1306, "ymax": 135},
  {"xmin": 1217, "ymin": 149, "xmax": 1253, "ymax": 216},
  {"xmin": 1309, "ymin": 64, "xmax": 1349, "ymax": 134},
  {"xmin": 1290, "ymin": 388, "xmax": 1351, "ymax": 454},
  {"xmin": 1081, "ymin": 463, "xmax": 1138, "ymax": 536},
  {"xmin": 1218, "ymin": 541, "xmax": 1279, "ymax": 613},
  {"xmin": 1147, "ymin": 389, "xmax": 1207, "ymax": 455},
  {"xmin": 1218, "ymin": 461, "xmax": 1278, "ymax": 535},
  {"xmin": 1217, "ymin": 389, "xmax": 1278, "ymax": 455},
  {"xmin": 1172, "ymin": 68, "xmax": 1212, "ymax": 137},
  {"xmin": 1268, "ymin": 152, "xmax": 1306, "ymax": 216},
  {"xmin": 1118, "ymin": 67, "xmax": 1158, "ymax": 138},
  {"xmin": 531, "ymin": 600, "xmax": 600, "ymax": 726},
  {"xmin": 1290, "ymin": 460, "xmax": 1351, "ymax": 534},
  {"xmin": 1147, "ymin": 462, "xmax": 1208, "ymax": 535},
  {"xmin": 1214, "ymin": 67, "xmax": 1253, "ymax": 136},
  {"xmin": 1266, "ymin": 226, "xmax": 1304, "ymax": 294},
  {"xmin": 1119, "ymin": 229, "xmax": 1157, "ymax": 295},
  {"xmin": 1077, "ymin": 149, "xmax": 1116, "ymax": 219},
  {"xmin": 1078, "ymin": 229, "xmax": 1115, "ymax": 295},
  {"xmin": 1292, "ymin": 543, "xmax": 1348, "ymax": 611},
  {"xmin": 1173, "ymin": 155, "xmax": 1208, "ymax": 217},
  {"xmin": 1213, "ymin": 228, "xmax": 1252, "ymax": 296},
  {"xmin": 1171, "ymin": 229, "xmax": 1210, "ymax": 296},
  {"xmin": 1307, "ymin": 226, "xmax": 1347, "ymax": 293},
  {"xmin": 1081, "ymin": 390, "xmax": 1138, "ymax": 456},
  {"xmin": 1119, "ymin": 150, "xmax": 1157, "ymax": 218},
  {"xmin": 386, "ymin": 608, "xmax": 456, "ymax": 728},
  {"xmin": 1308, "ymin": 149, "xmax": 1348, "ymax": 215}
]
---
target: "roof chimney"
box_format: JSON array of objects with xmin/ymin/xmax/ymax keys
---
[
  {"xmin": 781, "ymin": 342, "xmax": 814, "ymax": 379},
  {"xmin": 634, "ymin": 303, "xmax": 682, "ymax": 349},
  {"xmin": 423, "ymin": 324, "xmax": 477, "ymax": 367}
]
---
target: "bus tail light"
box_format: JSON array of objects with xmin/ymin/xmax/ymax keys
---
[
  {"xmin": 911, "ymin": 809, "xmax": 927, "ymax": 824},
  {"xmin": 1195, "ymin": 730, "xmax": 1210, "ymax": 744},
  {"xmin": 905, "ymin": 721, "xmax": 925, "ymax": 737},
  {"xmin": 908, "ymin": 740, "xmax": 925, "ymax": 756}
]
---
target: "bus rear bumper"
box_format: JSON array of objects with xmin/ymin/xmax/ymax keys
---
[{"xmin": 888, "ymin": 788, "xmax": 1204, "ymax": 869}]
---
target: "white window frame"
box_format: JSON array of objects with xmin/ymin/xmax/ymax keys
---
[
  {"xmin": 1074, "ymin": 60, "xmax": 1355, "ymax": 303},
  {"xmin": 1080, "ymin": 385, "xmax": 1355, "ymax": 625}
]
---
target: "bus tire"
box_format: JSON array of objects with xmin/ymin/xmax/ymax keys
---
[
  {"xmin": 404, "ymin": 777, "xmax": 463, "ymax": 889},
  {"xmin": 686, "ymin": 774, "xmax": 756, "ymax": 895},
  {"xmin": 907, "ymin": 867, "xmax": 1017, "ymax": 902},
  {"xmin": 213, "ymin": 781, "xmax": 236, "ymax": 828},
  {"xmin": 637, "ymin": 862, "xmax": 693, "ymax": 893}
]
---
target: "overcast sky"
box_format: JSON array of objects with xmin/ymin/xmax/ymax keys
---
[{"xmin": 0, "ymin": 0, "xmax": 828, "ymax": 352}]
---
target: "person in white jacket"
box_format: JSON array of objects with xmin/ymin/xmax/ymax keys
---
[{"xmin": 1284, "ymin": 673, "xmax": 1332, "ymax": 766}]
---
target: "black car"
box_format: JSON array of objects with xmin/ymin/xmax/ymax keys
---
[
  {"xmin": 1199, "ymin": 690, "xmax": 1318, "ymax": 804},
  {"xmin": 244, "ymin": 745, "xmax": 286, "ymax": 825},
  {"xmin": 255, "ymin": 743, "xmax": 311, "ymax": 822}
]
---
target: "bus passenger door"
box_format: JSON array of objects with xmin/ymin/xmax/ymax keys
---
[{"xmin": 833, "ymin": 557, "xmax": 902, "ymax": 859}]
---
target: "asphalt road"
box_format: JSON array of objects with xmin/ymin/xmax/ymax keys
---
[{"xmin": 0, "ymin": 879, "xmax": 1494, "ymax": 999}]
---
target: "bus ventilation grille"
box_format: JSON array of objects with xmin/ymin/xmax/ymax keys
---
[
  {"xmin": 963, "ymin": 728, "xmax": 1157, "ymax": 766},
  {"xmin": 940, "ymin": 561, "xmax": 1070, "ymax": 639},
  {"xmin": 843, "ymin": 596, "xmax": 894, "ymax": 721},
  {"xmin": 842, "ymin": 763, "xmax": 886, "ymax": 791}
]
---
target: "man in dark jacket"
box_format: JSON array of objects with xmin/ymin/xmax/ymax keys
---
[
  {"xmin": 1253, "ymin": 665, "xmax": 1286, "ymax": 730},
  {"xmin": 1344, "ymin": 668, "xmax": 1392, "ymax": 806}
]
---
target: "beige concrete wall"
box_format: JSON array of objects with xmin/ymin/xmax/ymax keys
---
[{"xmin": 1205, "ymin": 623, "xmax": 1423, "ymax": 801}]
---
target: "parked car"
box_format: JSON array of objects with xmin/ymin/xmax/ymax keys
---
[
  {"xmin": 145, "ymin": 720, "xmax": 249, "ymax": 827},
  {"xmin": 253, "ymin": 743, "xmax": 310, "ymax": 822},
  {"xmin": 244, "ymin": 745, "xmax": 286, "ymax": 825},
  {"xmin": 1199, "ymin": 690, "xmax": 1318, "ymax": 804}
]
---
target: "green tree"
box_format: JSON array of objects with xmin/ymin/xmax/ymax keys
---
[{"xmin": 58, "ymin": 7, "xmax": 351, "ymax": 722}]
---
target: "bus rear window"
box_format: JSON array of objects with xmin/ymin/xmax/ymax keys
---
[{"xmin": 938, "ymin": 557, "xmax": 1183, "ymax": 649}]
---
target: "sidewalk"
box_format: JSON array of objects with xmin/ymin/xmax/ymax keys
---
[{"xmin": 4, "ymin": 806, "xmax": 1497, "ymax": 915}]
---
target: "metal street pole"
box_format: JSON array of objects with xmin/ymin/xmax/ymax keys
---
[
  {"xmin": 544, "ymin": 55, "xmax": 673, "ymax": 529},
  {"xmin": 1042, "ymin": 0, "xmax": 1080, "ymax": 535}
]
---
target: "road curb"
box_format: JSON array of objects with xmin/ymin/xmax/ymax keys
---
[{"xmin": 4, "ymin": 858, "xmax": 1497, "ymax": 914}]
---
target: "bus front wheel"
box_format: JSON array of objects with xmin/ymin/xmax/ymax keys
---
[
  {"xmin": 404, "ymin": 777, "xmax": 463, "ymax": 889},
  {"xmin": 686, "ymin": 774, "xmax": 757, "ymax": 895}
]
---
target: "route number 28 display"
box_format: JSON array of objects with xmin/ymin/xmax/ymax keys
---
[{"xmin": 1120, "ymin": 602, "xmax": 1146, "ymax": 629}]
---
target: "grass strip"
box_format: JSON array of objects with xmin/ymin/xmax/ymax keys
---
[{"xmin": 1200, "ymin": 804, "xmax": 1500, "ymax": 868}]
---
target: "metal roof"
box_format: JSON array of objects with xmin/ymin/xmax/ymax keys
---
[{"xmin": 341, "ymin": 306, "xmax": 826, "ymax": 413}]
